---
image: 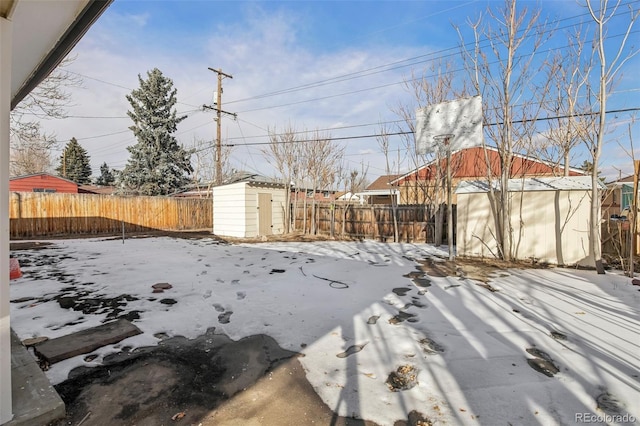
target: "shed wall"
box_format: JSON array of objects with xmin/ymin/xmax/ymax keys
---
[
  {"xmin": 212, "ymin": 183, "xmax": 248, "ymax": 238},
  {"xmin": 268, "ymin": 187, "xmax": 286, "ymax": 235},
  {"xmin": 244, "ymin": 185, "xmax": 286, "ymax": 237},
  {"xmin": 457, "ymin": 189, "xmax": 594, "ymax": 266}
]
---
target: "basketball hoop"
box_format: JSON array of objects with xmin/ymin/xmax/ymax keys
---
[
  {"xmin": 415, "ymin": 96, "xmax": 482, "ymax": 155},
  {"xmin": 433, "ymin": 134, "xmax": 455, "ymax": 150}
]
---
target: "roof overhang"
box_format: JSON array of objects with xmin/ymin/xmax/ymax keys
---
[
  {"xmin": 354, "ymin": 189, "xmax": 400, "ymax": 197},
  {"xmin": 5, "ymin": 0, "xmax": 113, "ymax": 110},
  {"xmin": 390, "ymin": 145, "xmax": 587, "ymax": 185},
  {"xmin": 214, "ymin": 180, "xmax": 287, "ymax": 189},
  {"xmin": 456, "ymin": 176, "xmax": 607, "ymax": 194}
]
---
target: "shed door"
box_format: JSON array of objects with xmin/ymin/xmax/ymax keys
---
[{"xmin": 258, "ymin": 193, "xmax": 273, "ymax": 235}]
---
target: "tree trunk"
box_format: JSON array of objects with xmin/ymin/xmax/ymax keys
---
[
  {"xmin": 284, "ymin": 180, "xmax": 291, "ymax": 233},
  {"xmin": 302, "ymin": 196, "xmax": 307, "ymax": 234},
  {"xmin": 435, "ymin": 204, "xmax": 443, "ymax": 245}
]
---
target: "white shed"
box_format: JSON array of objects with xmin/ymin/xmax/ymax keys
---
[
  {"xmin": 213, "ymin": 175, "xmax": 287, "ymax": 238},
  {"xmin": 456, "ymin": 176, "xmax": 604, "ymax": 266}
]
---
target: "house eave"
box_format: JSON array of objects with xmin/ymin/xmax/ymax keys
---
[{"xmin": 10, "ymin": 0, "xmax": 113, "ymax": 110}]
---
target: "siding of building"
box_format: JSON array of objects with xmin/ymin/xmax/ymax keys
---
[
  {"xmin": 290, "ymin": 189, "xmax": 336, "ymax": 202},
  {"xmin": 213, "ymin": 182, "xmax": 248, "ymax": 237},
  {"xmin": 213, "ymin": 182, "xmax": 286, "ymax": 238},
  {"xmin": 456, "ymin": 178, "xmax": 595, "ymax": 266},
  {"xmin": 603, "ymin": 175, "xmax": 636, "ymax": 218},
  {"xmin": 10, "ymin": 173, "xmax": 78, "ymax": 193},
  {"xmin": 259, "ymin": 185, "xmax": 286, "ymax": 236},
  {"xmin": 391, "ymin": 147, "xmax": 586, "ymax": 205},
  {"xmin": 395, "ymin": 147, "xmax": 584, "ymax": 185}
]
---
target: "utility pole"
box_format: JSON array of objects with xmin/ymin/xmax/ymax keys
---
[
  {"xmin": 435, "ymin": 134, "xmax": 455, "ymax": 261},
  {"xmin": 204, "ymin": 68, "xmax": 236, "ymax": 185}
]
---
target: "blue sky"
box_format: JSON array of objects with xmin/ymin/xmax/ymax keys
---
[{"xmin": 32, "ymin": 0, "xmax": 640, "ymax": 183}]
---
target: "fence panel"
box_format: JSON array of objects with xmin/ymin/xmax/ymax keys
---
[
  {"xmin": 602, "ymin": 219, "xmax": 639, "ymax": 258},
  {"xmin": 292, "ymin": 203, "xmax": 446, "ymax": 243},
  {"xmin": 9, "ymin": 192, "xmax": 213, "ymax": 238}
]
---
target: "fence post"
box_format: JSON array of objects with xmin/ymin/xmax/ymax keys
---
[{"xmin": 370, "ymin": 206, "xmax": 375, "ymax": 239}]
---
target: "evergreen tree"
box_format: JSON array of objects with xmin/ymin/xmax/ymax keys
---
[
  {"xmin": 95, "ymin": 162, "xmax": 116, "ymax": 186},
  {"xmin": 579, "ymin": 160, "xmax": 604, "ymax": 181},
  {"xmin": 56, "ymin": 137, "xmax": 92, "ymax": 184},
  {"xmin": 118, "ymin": 68, "xmax": 193, "ymax": 195}
]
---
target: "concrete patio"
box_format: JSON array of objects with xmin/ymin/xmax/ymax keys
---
[{"xmin": 4, "ymin": 330, "xmax": 64, "ymax": 426}]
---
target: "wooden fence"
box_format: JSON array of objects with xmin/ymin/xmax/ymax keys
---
[
  {"xmin": 9, "ymin": 192, "xmax": 212, "ymax": 238},
  {"xmin": 292, "ymin": 203, "xmax": 452, "ymax": 243},
  {"xmin": 602, "ymin": 219, "xmax": 640, "ymax": 258}
]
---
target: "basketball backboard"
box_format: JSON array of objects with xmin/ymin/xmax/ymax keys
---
[{"xmin": 415, "ymin": 95, "xmax": 483, "ymax": 154}]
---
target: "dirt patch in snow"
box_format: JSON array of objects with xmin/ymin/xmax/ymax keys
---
[
  {"xmin": 417, "ymin": 255, "xmax": 553, "ymax": 284},
  {"xmin": 49, "ymin": 329, "xmax": 428, "ymax": 426}
]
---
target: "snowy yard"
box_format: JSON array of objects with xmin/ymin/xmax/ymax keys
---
[{"xmin": 9, "ymin": 236, "xmax": 640, "ymax": 425}]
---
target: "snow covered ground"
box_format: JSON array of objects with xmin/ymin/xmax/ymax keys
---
[{"xmin": 9, "ymin": 236, "xmax": 640, "ymax": 425}]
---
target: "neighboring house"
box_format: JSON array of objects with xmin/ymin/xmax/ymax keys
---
[
  {"xmin": 603, "ymin": 175, "xmax": 637, "ymax": 219},
  {"xmin": 335, "ymin": 191, "xmax": 365, "ymax": 204},
  {"xmin": 391, "ymin": 146, "xmax": 586, "ymax": 205},
  {"xmin": 78, "ymin": 185, "xmax": 116, "ymax": 195},
  {"xmin": 9, "ymin": 173, "xmax": 79, "ymax": 193},
  {"xmin": 172, "ymin": 183, "xmax": 214, "ymax": 198},
  {"xmin": 290, "ymin": 187, "xmax": 338, "ymax": 202},
  {"xmin": 351, "ymin": 175, "xmax": 401, "ymax": 205},
  {"xmin": 456, "ymin": 176, "xmax": 604, "ymax": 266},
  {"xmin": 212, "ymin": 173, "xmax": 287, "ymax": 238}
]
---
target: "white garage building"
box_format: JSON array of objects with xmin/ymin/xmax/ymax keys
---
[
  {"xmin": 456, "ymin": 176, "xmax": 605, "ymax": 266},
  {"xmin": 213, "ymin": 173, "xmax": 287, "ymax": 238}
]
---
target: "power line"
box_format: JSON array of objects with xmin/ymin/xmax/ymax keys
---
[
  {"xmin": 217, "ymin": 94, "xmax": 640, "ymax": 144},
  {"xmin": 19, "ymin": 112, "xmax": 129, "ymax": 119},
  {"xmin": 225, "ymin": 2, "xmax": 640, "ymax": 106},
  {"xmin": 32, "ymin": 1, "xmax": 640, "ymax": 169},
  {"xmin": 234, "ymin": 30, "xmax": 640, "ymax": 115},
  {"xmin": 66, "ymin": 70, "xmax": 204, "ymax": 110},
  {"xmin": 234, "ymin": 120, "xmax": 260, "ymax": 174},
  {"xmin": 54, "ymin": 2, "xmax": 636, "ymax": 121},
  {"xmin": 218, "ymin": 107, "xmax": 640, "ymax": 148},
  {"xmin": 35, "ymin": 5, "xmax": 639, "ymax": 146}
]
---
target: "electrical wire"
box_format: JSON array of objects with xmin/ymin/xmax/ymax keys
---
[
  {"xmin": 33, "ymin": 0, "xmax": 640, "ymax": 175},
  {"xmin": 225, "ymin": 2, "xmax": 640, "ymax": 106},
  {"xmin": 215, "ymin": 107, "xmax": 640, "ymax": 148}
]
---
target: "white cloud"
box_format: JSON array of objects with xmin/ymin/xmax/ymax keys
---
[{"xmin": 30, "ymin": 3, "xmax": 638, "ymax": 184}]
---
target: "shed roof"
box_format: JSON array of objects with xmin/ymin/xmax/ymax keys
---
[
  {"xmin": 222, "ymin": 171, "xmax": 282, "ymax": 186},
  {"xmin": 455, "ymin": 176, "xmax": 606, "ymax": 194}
]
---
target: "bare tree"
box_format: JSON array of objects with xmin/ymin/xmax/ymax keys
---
[
  {"xmin": 302, "ymin": 130, "xmax": 344, "ymax": 234},
  {"xmin": 10, "ymin": 57, "xmax": 82, "ymax": 176},
  {"xmin": 457, "ymin": 0, "xmax": 554, "ymax": 261},
  {"xmin": 337, "ymin": 161, "xmax": 369, "ymax": 237},
  {"xmin": 393, "ymin": 60, "xmax": 468, "ymax": 244},
  {"xmin": 539, "ymin": 28, "xmax": 595, "ymax": 176},
  {"xmin": 9, "ymin": 124, "xmax": 56, "ymax": 176},
  {"xmin": 585, "ymin": 0, "xmax": 639, "ymax": 274},
  {"xmin": 262, "ymin": 124, "xmax": 302, "ymax": 233},
  {"xmin": 615, "ymin": 118, "xmax": 638, "ymax": 276},
  {"xmin": 377, "ymin": 124, "xmax": 400, "ymax": 242}
]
